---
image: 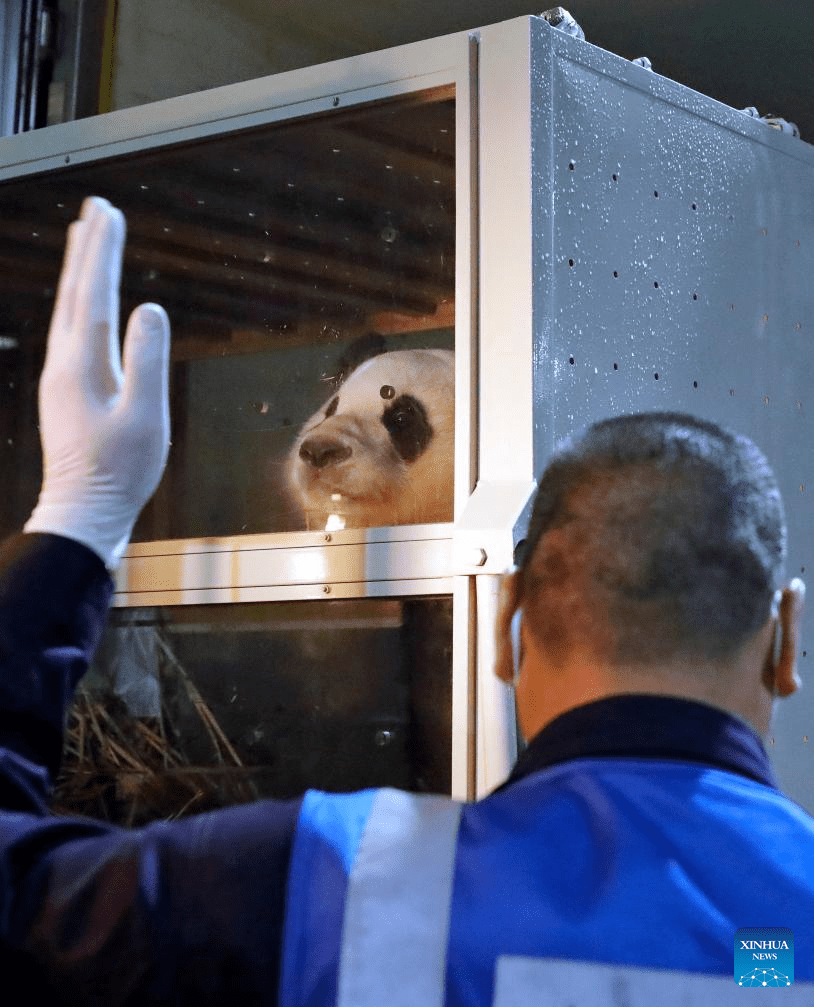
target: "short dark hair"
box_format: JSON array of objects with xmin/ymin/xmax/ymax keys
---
[{"xmin": 519, "ymin": 412, "xmax": 786, "ymax": 666}]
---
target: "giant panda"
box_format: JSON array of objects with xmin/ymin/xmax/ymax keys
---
[{"xmin": 287, "ymin": 348, "xmax": 454, "ymax": 529}]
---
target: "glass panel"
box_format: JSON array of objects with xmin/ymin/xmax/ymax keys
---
[
  {"xmin": 53, "ymin": 596, "xmax": 453, "ymax": 824},
  {"xmin": 0, "ymin": 90, "xmax": 455, "ymax": 539}
]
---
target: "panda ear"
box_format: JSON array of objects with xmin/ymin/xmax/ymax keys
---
[{"xmin": 330, "ymin": 333, "xmax": 388, "ymax": 391}]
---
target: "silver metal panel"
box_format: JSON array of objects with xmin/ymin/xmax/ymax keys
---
[
  {"xmin": 527, "ymin": 19, "xmax": 814, "ymax": 808},
  {"xmin": 112, "ymin": 576, "xmax": 453, "ymax": 608},
  {"xmin": 120, "ymin": 521, "xmax": 453, "ymax": 558},
  {"xmin": 116, "ymin": 533, "xmax": 454, "ymax": 596}
]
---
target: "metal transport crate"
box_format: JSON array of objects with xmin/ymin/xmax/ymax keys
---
[{"xmin": 0, "ymin": 15, "xmax": 811, "ymax": 811}]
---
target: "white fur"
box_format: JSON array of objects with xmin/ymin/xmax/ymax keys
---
[{"xmin": 288, "ymin": 349, "xmax": 454, "ymax": 528}]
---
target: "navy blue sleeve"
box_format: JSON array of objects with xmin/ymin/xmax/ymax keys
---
[
  {"xmin": 0, "ymin": 533, "xmax": 113, "ymax": 810},
  {"xmin": 0, "ymin": 532, "xmax": 303, "ymax": 1003}
]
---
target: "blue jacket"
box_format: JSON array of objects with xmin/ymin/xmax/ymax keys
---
[
  {"xmin": 1, "ymin": 533, "xmax": 813, "ymax": 1004},
  {"xmin": 280, "ymin": 742, "xmax": 814, "ymax": 1006}
]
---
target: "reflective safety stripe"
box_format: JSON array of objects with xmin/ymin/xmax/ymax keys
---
[
  {"xmin": 337, "ymin": 788, "xmax": 464, "ymax": 1007},
  {"xmin": 493, "ymin": 958, "xmax": 814, "ymax": 1006}
]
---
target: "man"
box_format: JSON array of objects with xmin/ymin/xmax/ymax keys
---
[{"xmin": 0, "ymin": 197, "xmax": 812, "ymax": 1004}]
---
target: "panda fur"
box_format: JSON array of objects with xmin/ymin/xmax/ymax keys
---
[{"xmin": 288, "ymin": 349, "xmax": 454, "ymax": 529}]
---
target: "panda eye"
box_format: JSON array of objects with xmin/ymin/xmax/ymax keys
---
[
  {"xmin": 381, "ymin": 393, "xmax": 433, "ymax": 462},
  {"xmin": 380, "ymin": 384, "xmax": 395, "ymax": 400}
]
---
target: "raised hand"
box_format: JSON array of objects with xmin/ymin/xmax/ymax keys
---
[{"xmin": 24, "ymin": 197, "xmax": 171, "ymax": 569}]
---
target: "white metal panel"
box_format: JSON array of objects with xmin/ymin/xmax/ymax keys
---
[
  {"xmin": 474, "ymin": 574, "xmax": 517, "ymax": 796},
  {"xmin": 475, "ymin": 18, "xmax": 536, "ymax": 487},
  {"xmin": 451, "ymin": 576, "xmax": 475, "ymax": 799},
  {"xmin": 453, "ymin": 480, "xmax": 536, "ymax": 575},
  {"xmin": 452, "ymin": 32, "xmax": 479, "ymax": 518}
]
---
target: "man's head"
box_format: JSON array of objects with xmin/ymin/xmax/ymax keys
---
[{"xmin": 496, "ymin": 412, "xmax": 804, "ymax": 740}]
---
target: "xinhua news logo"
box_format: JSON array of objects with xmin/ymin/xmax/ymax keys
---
[{"xmin": 734, "ymin": 928, "xmax": 794, "ymax": 987}]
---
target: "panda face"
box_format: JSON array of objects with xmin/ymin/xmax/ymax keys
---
[{"xmin": 287, "ymin": 349, "xmax": 454, "ymax": 529}]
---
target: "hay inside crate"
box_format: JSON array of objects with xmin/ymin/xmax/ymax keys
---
[{"xmin": 52, "ymin": 633, "xmax": 261, "ymax": 826}]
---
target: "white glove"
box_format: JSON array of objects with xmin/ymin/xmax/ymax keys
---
[{"xmin": 24, "ymin": 196, "xmax": 171, "ymax": 570}]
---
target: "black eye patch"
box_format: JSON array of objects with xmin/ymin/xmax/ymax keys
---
[
  {"xmin": 325, "ymin": 396, "xmax": 339, "ymax": 418},
  {"xmin": 381, "ymin": 394, "xmax": 433, "ymax": 462}
]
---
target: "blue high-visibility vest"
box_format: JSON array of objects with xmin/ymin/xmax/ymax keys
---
[{"xmin": 279, "ymin": 758, "xmax": 814, "ymax": 1007}]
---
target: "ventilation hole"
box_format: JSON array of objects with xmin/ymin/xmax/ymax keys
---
[
  {"xmin": 654, "ymin": 281, "xmax": 659, "ymax": 288},
  {"xmin": 613, "ymin": 362, "xmax": 619, "ymax": 371},
  {"xmin": 569, "ymin": 356, "xmax": 575, "ymax": 365},
  {"xmin": 612, "ymin": 173, "xmax": 618, "ymax": 181},
  {"xmin": 654, "ymin": 373, "xmax": 659, "ymax": 380},
  {"xmin": 804, "ymin": 651, "xmax": 808, "ymax": 658},
  {"xmin": 613, "ymin": 270, "xmax": 619, "ymax": 278},
  {"xmin": 691, "ymin": 202, "xmax": 697, "ymax": 210},
  {"xmin": 568, "ymin": 160, "xmax": 575, "ymax": 170},
  {"xmin": 568, "ymin": 258, "xmax": 575, "ymax": 267},
  {"xmin": 654, "ymin": 190, "xmax": 659, "ymax": 198},
  {"xmin": 693, "ymin": 381, "xmax": 698, "ymax": 388},
  {"xmin": 692, "ymin": 293, "xmax": 698, "ymax": 300},
  {"xmin": 801, "ymin": 566, "xmax": 806, "ymax": 574}
]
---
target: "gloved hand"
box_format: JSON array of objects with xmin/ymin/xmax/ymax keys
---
[{"xmin": 24, "ymin": 196, "xmax": 171, "ymax": 570}]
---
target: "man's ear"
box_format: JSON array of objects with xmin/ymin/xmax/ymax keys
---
[
  {"xmin": 494, "ymin": 569, "xmax": 522, "ymax": 684},
  {"xmin": 763, "ymin": 578, "xmax": 805, "ymax": 698}
]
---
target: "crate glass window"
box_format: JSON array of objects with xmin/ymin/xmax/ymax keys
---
[
  {"xmin": 0, "ymin": 89, "xmax": 456, "ymax": 540},
  {"xmin": 54, "ymin": 595, "xmax": 453, "ymax": 824}
]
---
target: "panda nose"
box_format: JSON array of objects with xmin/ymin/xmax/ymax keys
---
[{"xmin": 299, "ymin": 436, "xmax": 353, "ymax": 469}]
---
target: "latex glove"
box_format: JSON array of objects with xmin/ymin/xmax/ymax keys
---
[{"xmin": 24, "ymin": 197, "xmax": 170, "ymax": 569}]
